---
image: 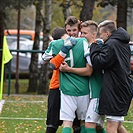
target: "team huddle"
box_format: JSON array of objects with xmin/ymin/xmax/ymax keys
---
[{"xmin": 41, "ymin": 16, "xmax": 132, "ymax": 133}]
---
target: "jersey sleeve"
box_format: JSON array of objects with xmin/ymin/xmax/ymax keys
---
[
  {"xmin": 86, "ymin": 56, "xmax": 92, "ymax": 66},
  {"xmin": 83, "ymin": 40, "xmax": 92, "ymax": 66},
  {"xmin": 83, "ymin": 39, "xmax": 90, "ymax": 57},
  {"xmin": 41, "ymin": 41, "xmax": 54, "ymax": 64},
  {"xmin": 50, "ymin": 54, "xmax": 65, "ymax": 69}
]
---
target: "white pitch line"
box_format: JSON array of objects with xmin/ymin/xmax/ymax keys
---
[
  {"xmin": 0, "ymin": 100, "xmax": 5, "ymax": 113},
  {"xmin": 123, "ymin": 121, "xmax": 133, "ymax": 123},
  {"xmin": 0, "ymin": 117, "xmax": 132, "ymax": 124},
  {"xmin": 0, "ymin": 117, "xmax": 46, "ymax": 120},
  {"xmin": 5, "ymin": 100, "xmax": 44, "ymax": 103}
]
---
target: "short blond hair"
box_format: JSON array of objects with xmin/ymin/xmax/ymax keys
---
[{"xmin": 81, "ymin": 20, "xmax": 98, "ymax": 33}]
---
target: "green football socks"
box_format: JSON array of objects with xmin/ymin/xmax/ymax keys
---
[
  {"xmin": 85, "ymin": 128, "xmax": 97, "ymax": 133},
  {"xmin": 80, "ymin": 125, "xmax": 86, "ymax": 133},
  {"xmin": 62, "ymin": 127, "xmax": 72, "ymax": 133}
]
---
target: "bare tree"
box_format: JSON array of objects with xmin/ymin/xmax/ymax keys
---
[
  {"xmin": 80, "ymin": 0, "xmax": 96, "ymax": 21},
  {"xmin": 38, "ymin": 0, "xmax": 52, "ymax": 94},
  {"xmin": 117, "ymin": 0, "xmax": 127, "ymax": 29},
  {"xmin": 28, "ymin": 0, "xmax": 43, "ymax": 92},
  {"xmin": 0, "ymin": 6, "xmax": 5, "ymax": 75},
  {"xmin": 60, "ymin": 0, "xmax": 72, "ymax": 20},
  {"xmin": 98, "ymin": 0, "xmax": 133, "ymax": 29}
]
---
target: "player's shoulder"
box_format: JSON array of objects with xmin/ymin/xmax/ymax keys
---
[
  {"xmin": 51, "ymin": 39, "xmax": 63, "ymax": 44},
  {"xmin": 51, "ymin": 39, "xmax": 63, "ymax": 45},
  {"xmin": 76, "ymin": 37, "xmax": 88, "ymax": 42},
  {"xmin": 49, "ymin": 39, "xmax": 64, "ymax": 47},
  {"xmin": 76, "ymin": 38, "xmax": 89, "ymax": 46}
]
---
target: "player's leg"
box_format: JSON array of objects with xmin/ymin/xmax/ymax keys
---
[
  {"xmin": 117, "ymin": 122, "xmax": 128, "ymax": 133},
  {"xmin": 60, "ymin": 92, "xmax": 77, "ymax": 133},
  {"xmin": 106, "ymin": 120, "xmax": 118, "ymax": 133},
  {"xmin": 77, "ymin": 94, "xmax": 90, "ymax": 133},
  {"xmin": 62, "ymin": 121, "xmax": 73, "ymax": 133},
  {"xmin": 106, "ymin": 116, "xmax": 124, "ymax": 133},
  {"xmin": 96, "ymin": 115, "xmax": 106, "ymax": 133},
  {"xmin": 46, "ymin": 89, "xmax": 63, "ymax": 133},
  {"xmin": 85, "ymin": 98, "xmax": 106, "ymax": 133}
]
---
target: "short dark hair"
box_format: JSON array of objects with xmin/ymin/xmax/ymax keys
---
[
  {"xmin": 65, "ymin": 16, "xmax": 80, "ymax": 29},
  {"xmin": 52, "ymin": 27, "xmax": 67, "ymax": 40}
]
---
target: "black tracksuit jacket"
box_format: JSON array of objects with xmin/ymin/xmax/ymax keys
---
[{"xmin": 90, "ymin": 27, "xmax": 132, "ymax": 116}]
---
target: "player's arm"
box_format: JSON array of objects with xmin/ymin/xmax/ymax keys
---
[
  {"xmin": 59, "ymin": 39, "xmax": 103, "ymax": 75},
  {"xmin": 59, "ymin": 61, "xmax": 93, "ymax": 76},
  {"xmin": 40, "ymin": 42, "xmax": 54, "ymax": 64},
  {"xmin": 41, "ymin": 53, "xmax": 53, "ymax": 64},
  {"xmin": 50, "ymin": 37, "xmax": 76, "ymax": 69},
  {"xmin": 49, "ymin": 53, "xmax": 65, "ymax": 70},
  {"xmin": 58, "ymin": 39, "xmax": 93, "ymax": 76}
]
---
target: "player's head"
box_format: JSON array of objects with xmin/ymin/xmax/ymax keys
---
[
  {"xmin": 80, "ymin": 20, "xmax": 98, "ymax": 43},
  {"xmin": 98, "ymin": 20, "xmax": 116, "ymax": 42},
  {"xmin": 52, "ymin": 27, "xmax": 67, "ymax": 40},
  {"xmin": 65, "ymin": 16, "xmax": 80, "ymax": 37}
]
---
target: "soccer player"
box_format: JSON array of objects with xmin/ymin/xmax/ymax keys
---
[
  {"xmin": 41, "ymin": 27, "xmax": 71, "ymax": 133},
  {"xmin": 65, "ymin": 16, "xmax": 82, "ymax": 133},
  {"xmin": 49, "ymin": 30, "xmax": 92, "ymax": 133},
  {"xmin": 65, "ymin": 16, "xmax": 80, "ymax": 37},
  {"xmin": 90, "ymin": 20, "xmax": 132, "ymax": 133},
  {"xmin": 41, "ymin": 27, "xmax": 91, "ymax": 133},
  {"xmin": 59, "ymin": 20, "xmax": 106, "ymax": 133}
]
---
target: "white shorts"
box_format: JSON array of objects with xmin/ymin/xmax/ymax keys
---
[
  {"xmin": 85, "ymin": 98, "xmax": 105, "ymax": 127},
  {"xmin": 106, "ymin": 115, "xmax": 124, "ymax": 122},
  {"xmin": 60, "ymin": 91, "xmax": 90, "ymax": 122}
]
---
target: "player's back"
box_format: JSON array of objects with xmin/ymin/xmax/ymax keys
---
[{"xmin": 59, "ymin": 38, "xmax": 90, "ymax": 96}]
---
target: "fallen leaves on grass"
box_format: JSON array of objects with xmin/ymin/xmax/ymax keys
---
[{"xmin": 0, "ymin": 95, "xmax": 47, "ymax": 132}]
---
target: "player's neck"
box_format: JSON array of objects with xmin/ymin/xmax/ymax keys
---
[{"xmin": 61, "ymin": 34, "xmax": 69, "ymax": 40}]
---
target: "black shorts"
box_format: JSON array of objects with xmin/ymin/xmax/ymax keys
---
[{"xmin": 46, "ymin": 89, "xmax": 63, "ymax": 127}]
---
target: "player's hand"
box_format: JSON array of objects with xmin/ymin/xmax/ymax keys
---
[
  {"xmin": 95, "ymin": 38, "xmax": 104, "ymax": 47},
  {"xmin": 61, "ymin": 37, "xmax": 76, "ymax": 54},
  {"xmin": 59, "ymin": 61, "xmax": 70, "ymax": 72}
]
